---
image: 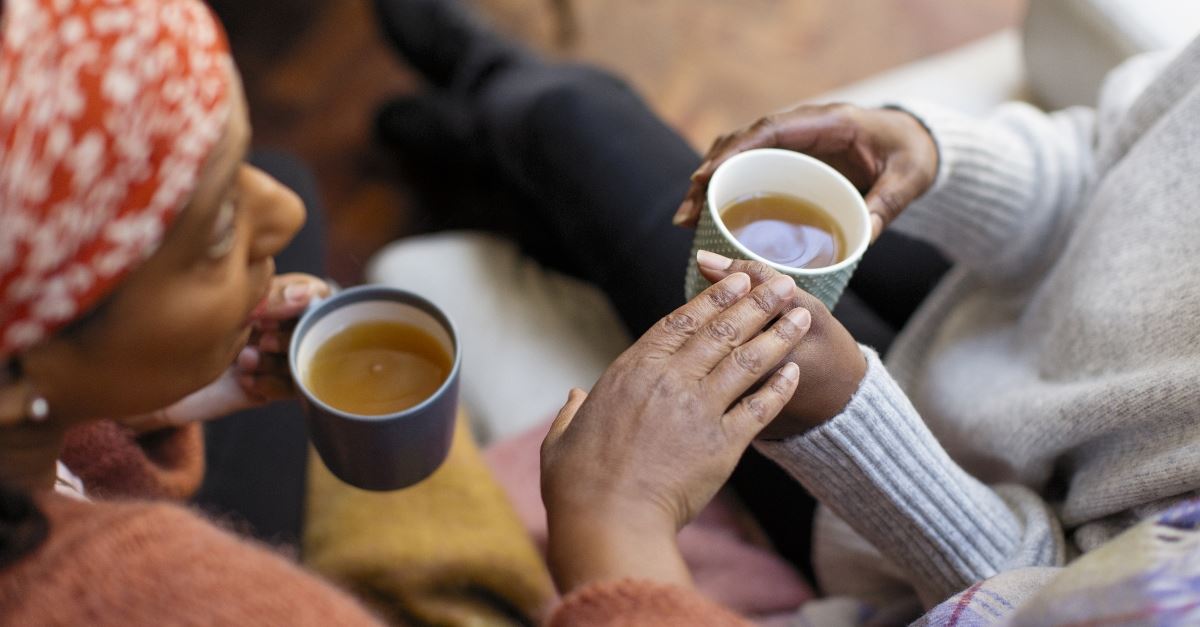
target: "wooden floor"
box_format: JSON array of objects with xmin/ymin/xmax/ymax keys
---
[{"xmin": 213, "ymin": 0, "xmax": 1024, "ymax": 284}]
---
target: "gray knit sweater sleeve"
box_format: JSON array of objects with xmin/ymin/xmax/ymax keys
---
[
  {"xmin": 755, "ymin": 349, "xmax": 1065, "ymax": 607},
  {"xmin": 888, "ymin": 100, "xmax": 1096, "ymax": 283}
]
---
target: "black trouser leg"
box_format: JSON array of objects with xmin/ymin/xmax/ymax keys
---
[{"xmin": 469, "ymin": 63, "xmax": 699, "ymax": 336}]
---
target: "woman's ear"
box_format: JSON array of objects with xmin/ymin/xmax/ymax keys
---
[{"xmin": 0, "ymin": 384, "xmax": 30, "ymax": 428}]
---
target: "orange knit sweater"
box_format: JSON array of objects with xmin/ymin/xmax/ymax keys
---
[{"xmin": 0, "ymin": 420, "xmax": 749, "ymax": 625}]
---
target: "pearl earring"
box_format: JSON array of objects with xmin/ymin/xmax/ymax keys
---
[{"xmin": 27, "ymin": 395, "xmax": 49, "ymax": 423}]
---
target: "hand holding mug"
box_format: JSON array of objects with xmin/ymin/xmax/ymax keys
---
[
  {"xmin": 675, "ymin": 103, "xmax": 939, "ymax": 240},
  {"xmin": 541, "ymin": 272, "xmax": 810, "ymax": 593},
  {"xmin": 126, "ymin": 273, "xmax": 330, "ymax": 432}
]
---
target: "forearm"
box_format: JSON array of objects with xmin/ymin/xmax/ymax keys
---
[
  {"xmin": 756, "ymin": 348, "xmax": 1065, "ymax": 606},
  {"xmin": 888, "ymin": 100, "xmax": 1096, "ymax": 283}
]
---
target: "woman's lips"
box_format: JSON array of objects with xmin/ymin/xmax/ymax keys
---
[
  {"xmin": 246, "ymin": 290, "xmax": 270, "ymax": 324},
  {"xmin": 244, "ymin": 267, "xmax": 276, "ymax": 325}
]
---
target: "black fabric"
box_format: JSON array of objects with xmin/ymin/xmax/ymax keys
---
[{"xmin": 191, "ymin": 150, "xmax": 326, "ymax": 548}]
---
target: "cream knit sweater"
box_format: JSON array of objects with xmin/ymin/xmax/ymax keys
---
[{"xmin": 758, "ymin": 36, "xmax": 1200, "ymax": 622}]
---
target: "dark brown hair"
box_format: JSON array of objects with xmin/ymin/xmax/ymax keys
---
[{"xmin": 0, "ymin": 482, "xmax": 49, "ymax": 569}]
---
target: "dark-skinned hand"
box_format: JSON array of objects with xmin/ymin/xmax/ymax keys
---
[
  {"xmin": 541, "ymin": 272, "xmax": 810, "ymax": 593},
  {"xmin": 675, "ymin": 103, "xmax": 939, "ymax": 241}
]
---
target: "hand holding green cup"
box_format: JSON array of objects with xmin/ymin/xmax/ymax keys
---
[{"xmin": 684, "ymin": 148, "xmax": 871, "ymax": 310}]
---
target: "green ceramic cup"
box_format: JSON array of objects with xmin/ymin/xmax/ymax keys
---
[{"xmin": 684, "ymin": 148, "xmax": 871, "ymax": 311}]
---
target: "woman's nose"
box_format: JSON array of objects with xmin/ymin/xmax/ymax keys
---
[{"xmin": 242, "ymin": 165, "xmax": 306, "ymax": 263}]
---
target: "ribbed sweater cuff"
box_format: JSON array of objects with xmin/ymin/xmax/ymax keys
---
[
  {"xmin": 755, "ymin": 347, "xmax": 1022, "ymax": 604},
  {"xmin": 549, "ymin": 580, "xmax": 750, "ymax": 627},
  {"xmin": 886, "ymin": 100, "xmax": 1037, "ymax": 267}
]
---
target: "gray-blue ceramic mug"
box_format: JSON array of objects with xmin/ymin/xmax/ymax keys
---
[{"xmin": 289, "ymin": 285, "xmax": 461, "ymax": 491}]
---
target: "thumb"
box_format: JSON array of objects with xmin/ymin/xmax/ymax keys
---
[
  {"xmin": 544, "ymin": 388, "xmax": 588, "ymax": 448},
  {"xmin": 863, "ymin": 161, "xmax": 928, "ymax": 241}
]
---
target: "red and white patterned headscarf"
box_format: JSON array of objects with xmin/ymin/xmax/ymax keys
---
[{"xmin": 0, "ymin": 0, "xmax": 232, "ymax": 359}]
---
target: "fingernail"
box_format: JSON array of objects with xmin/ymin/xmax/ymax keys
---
[
  {"xmin": 781, "ymin": 362, "xmax": 799, "ymax": 381},
  {"xmin": 237, "ymin": 346, "xmax": 260, "ymax": 370},
  {"xmin": 691, "ymin": 160, "xmax": 711, "ymax": 180},
  {"xmin": 284, "ymin": 283, "xmax": 311, "ymax": 304},
  {"xmin": 727, "ymin": 272, "xmax": 751, "ymax": 294},
  {"xmin": 672, "ymin": 200, "xmax": 693, "ymax": 225},
  {"xmin": 784, "ymin": 307, "xmax": 812, "ymax": 330},
  {"xmin": 769, "ymin": 275, "xmax": 795, "ymax": 298},
  {"xmin": 870, "ymin": 214, "xmax": 884, "ymax": 239},
  {"xmin": 697, "ymin": 250, "xmax": 733, "ymax": 270}
]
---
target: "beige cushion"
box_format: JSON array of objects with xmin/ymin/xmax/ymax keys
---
[
  {"xmin": 810, "ymin": 30, "xmax": 1026, "ymax": 116},
  {"xmin": 1024, "ymin": 0, "xmax": 1200, "ymax": 109},
  {"xmin": 367, "ymin": 233, "xmax": 629, "ymax": 443}
]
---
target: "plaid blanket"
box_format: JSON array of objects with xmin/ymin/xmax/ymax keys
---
[{"xmin": 913, "ymin": 498, "xmax": 1200, "ymax": 626}]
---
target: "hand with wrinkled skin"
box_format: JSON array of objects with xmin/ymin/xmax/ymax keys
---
[
  {"xmin": 695, "ymin": 251, "xmax": 867, "ymax": 441},
  {"xmin": 125, "ymin": 273, "xmax": 330, "ymax": 433},
  {"xmin": 674, "ymin": 103, "xmax": 939, "ymax": 241},
  {"xmin": 541, "ymin": 272, "xmax": 811, "ymax": 593}
]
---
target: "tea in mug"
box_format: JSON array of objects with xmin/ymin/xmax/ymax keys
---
[
  {"xmin": 304, "ymin": 320, "xmax": 452, "ymax": 415},
  {"xmin": 720, "ymin": 193, "xmax": 846, "ymax": 269}
]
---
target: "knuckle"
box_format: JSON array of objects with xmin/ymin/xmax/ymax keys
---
[
  {"xmin": 772, "ymin": 317, "xmax": 799, "ymax": 343},
  {"xmin": 826, "ymin": 102, "xmax": 859, "ymax": 122},
  {"xmin": 749, "ymin": 288, "xmax": 777, "ymax": 314},
  {"xmin": 875, "ymin": 189, "xmax": 905, "ymax": 218},
  {"xmin": 752, "ymin": 115, "xmax": 782, "ymax": 144},
  {"xmin": 735, "ymin": 259, "xmax": 775, "ymax": 282},
  {"xmin": 744, "ymin": 396, "xmax": 771, "ymax": 424},
  {"xmin": 661, "ymin": 311, "xmax": 699, "ymax": 335},
  {"xmin": 748, "ymin": 260, "xmax": 776, "ymax": 279},
  {"xmin": 650, "ymin": 373, "xmax": 674, "ymax": 397},
  {"xmin": 769, "ymin": 372, "xmax": 795, "ymax": 395},
  {"xmin": 732, "ymin": 346, "xmax": 763, "ymax": 374},
  {"xmin": 705, "ymin": 318, "xmax": 740, "ymax": 345},
  {"xmin": 751, "ymin": 114, "xmax": 776, "ymax": 131},
  {"xmin": 710, "ymin": 133, "xmax": 731, "ymax": 151},
  {"xmin": 650, "ymin": 371, "xmax": 687, "ymax": 400},
  {"xmin": 706, "ymin": 285, "xmax": 739, "ymax": 309}
]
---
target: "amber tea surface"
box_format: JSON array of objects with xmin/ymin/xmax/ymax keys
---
[
  {"xmin": 720, "ymin": 193, "xmax": 846, "ymax": 269},
  {"xmin": 304, "ymin": 320, "xmax": 452, "ymax": 416}
]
